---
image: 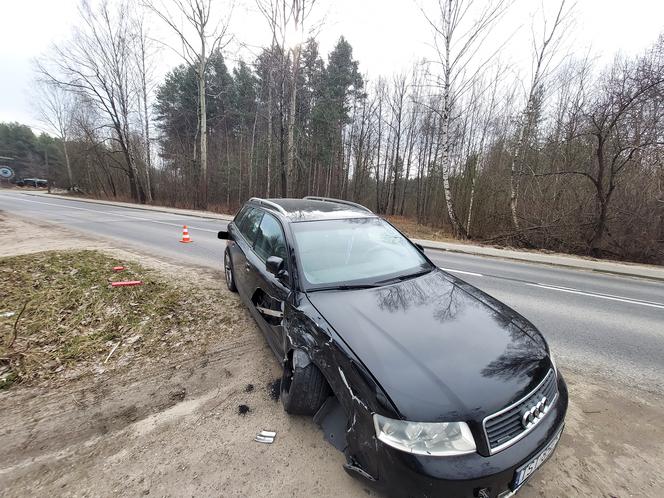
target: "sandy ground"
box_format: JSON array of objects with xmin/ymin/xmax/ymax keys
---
[{"xmin": 1, "ymin": 212, "xmax": 663, "ymax": 498}]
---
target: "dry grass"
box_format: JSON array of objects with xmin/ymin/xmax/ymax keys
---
[
  {"xmin": 0, "ymin": 250, "xmax": 220, "ymax": 390},
  {"xmin": 385, "ymin": 215, "xmax": 458, "ymax": 243}
]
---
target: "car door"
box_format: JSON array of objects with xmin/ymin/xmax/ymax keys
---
[
  {"xmin": 250, "ymin": 211, "xmax": 290, "ymax": 358},
  {"xmin": 230, "ymin": 206, "xmax": 263, "ymax": 297}
]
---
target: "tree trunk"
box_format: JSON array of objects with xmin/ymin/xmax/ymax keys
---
[
  {"xmin": 509, "ymin": 103, "xmax": 534, "ymax": 231},
  {"xmin": 266, "ymin": 70, "xmax": 274, "ymax": 197},
  {"xmin": 279, "ymin": 69, "xmax": 287, "ymax": 198},
  {"xmin": 286, "ymin": 44, "xmax": 301, "ymax": 197},
  {"xmin": 589, "ymin": 135, "xmax": 610, "ymax": 257},
  {"xmin": 140, "ymin": 40, "xmax": 153, "ymax": 203},
  {"xmin": 440, "ymin": 76, "xmax": 465, "ymax": 237},
  {"xmin": 198, "ymin": 49, "xmax": 208, "ymax": 209},
  {"xmin": 62, "ymin": 140, "xmax": 74, "ymax": 189},
  {"xmin": 249, "ymin": 102, "xmax": 258, "ymax": 196}
]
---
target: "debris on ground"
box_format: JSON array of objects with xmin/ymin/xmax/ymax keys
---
[
  {"xmin": 254, "ymin": 430, "xmax": 276, "ymax": 444},
  {"xmin": 104, "ymin": 341, "xmax": 121, "ymax": 363},
  {"xmin": 268, "ymin": 378, "xmax": 281, "ymax": 401},
  {"xmin": 111, "ymin": 280, "xmax": 144, "ymax": 287},
  {"xmin": 245, "ymin": 383, "xmax": 254, "ymax": 392},
  {"xmin": 238, "ymin": 404, "xmax": 251, "ymax": 415},
  {"xmin": 169, "ymin": 387, "xmax": 186, "ymax": 402}
]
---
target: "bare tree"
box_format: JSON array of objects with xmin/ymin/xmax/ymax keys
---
[
  {"xmin": 33, "ymin": 81, "xmax": 76, "ymax": 189},
  {"xmin": 581, "ymin": 55, "xmax": 663, "ymax": 255},
  {"xmin": 37, "ymin": 0, "xmax": 145, "ymax": 202},
  {"xmin": 422, "ymin": 0, "xmax": 511, "ymax": 238},
  {"xmin": 145, "ymin": 0, "xmax": 233, "ymax": 208},
  {"xmin": 133, "ymin": 15, "xmax": 156, "ymax": 203},
  {"xmin": 509, "ymin": 0, "xmax": 571, "ymax": 230}
]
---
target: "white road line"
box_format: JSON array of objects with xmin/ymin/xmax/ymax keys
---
[
  {"xmin": 8, "ymin": 196, "xmax": 220, "ymax": 233},
  {"xmin": 529, "ymin": 283, "xmax": 664, "ymax": 310},
  {"xmin": 439, "ymin": 267, "xmax": 484, "ymax": 277}
]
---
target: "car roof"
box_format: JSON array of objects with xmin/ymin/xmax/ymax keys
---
[{"xmin": 248, "ymin": 197, "xmax": 376, "ymax": 222}]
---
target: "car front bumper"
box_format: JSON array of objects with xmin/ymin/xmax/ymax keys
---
[{"xmin": 354, "ymin": 375, "xmax": 568, "ymax": 498}]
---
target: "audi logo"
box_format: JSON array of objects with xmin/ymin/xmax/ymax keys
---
[{"xmin": 520, "ymin": 396, "xmax": 548, "ymax": 428}]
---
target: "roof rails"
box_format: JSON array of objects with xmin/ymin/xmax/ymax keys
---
[
  {"xmin": 303, "ymin": 196, "xmax": 373, "ymax": 213},
  {"xmin": 248, "ymin": 197, "xmax": 288, "ymax": 215}
]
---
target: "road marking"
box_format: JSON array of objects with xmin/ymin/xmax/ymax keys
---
[
  {"xmin": 529, "ymin": 283, "xmax": 664, "ymax": 310},
  {"xmin": 439, "ymin": 267, "xmax": 484, "ymax": 277},
  {"xmin": 437, "ymin": 261, "xmax": 664, "ymax": 310},
  {"xmin": 7, "ymin": 196, "xmax": 220, "ymax": 233}
]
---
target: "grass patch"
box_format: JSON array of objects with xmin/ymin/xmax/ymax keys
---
[{"xmin": 0, "ymin": 250, "xmax": 209, "ymax": 389}]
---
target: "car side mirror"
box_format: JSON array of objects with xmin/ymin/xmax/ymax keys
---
[
  {"xmin": 218, "ymin": 230, "xmax": 229, "ymax": 240},
  {"xmin": 266, "ymin": 256, "xmax": 285, "ymax": 276}
]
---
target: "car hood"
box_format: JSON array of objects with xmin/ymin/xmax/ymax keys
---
[{"xmin": 307, "ymin": 269, "xmax": 551, "ymax": 422}]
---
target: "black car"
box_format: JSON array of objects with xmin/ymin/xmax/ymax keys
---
[{"xmin": 218, "ymin": 197, "xmax": 567, "ymax": 498}]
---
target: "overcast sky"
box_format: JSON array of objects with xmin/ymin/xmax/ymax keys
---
[{"xmin": 1, "ymin": 0, "xmax": 663, "ymax": 130}]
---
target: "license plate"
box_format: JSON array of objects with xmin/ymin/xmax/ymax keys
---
[{"xmin": 512, "ymin": 427, "xmax": 563, "ymax": 489}]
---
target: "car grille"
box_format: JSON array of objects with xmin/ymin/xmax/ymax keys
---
[{"xmin": 483, "ymin": 369, "xmax": 558, "ymax": 454}]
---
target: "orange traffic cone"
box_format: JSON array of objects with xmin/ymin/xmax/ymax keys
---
[{"xmin": 180, "ymin": 225, "xmax": 193, "ymax": 243}]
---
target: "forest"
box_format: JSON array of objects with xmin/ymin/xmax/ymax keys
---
[{"xmin": 2, "ymin": 0, "xmax": 663, "ymax": 264}]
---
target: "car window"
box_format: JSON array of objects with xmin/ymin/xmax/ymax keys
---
[
  {"xmin": 237, "ymin": 207, "xmax": 263, "ymax": 245},
  {"xmin": 234, "ymin": 206, "xmax": 249, "ymax": 227},
  {"xmin": 291, "ymin": 217, "xmax": 431, "ymax": 287},
  {"xmin": 254, "ymin": 212, "xmax": 287, "ymax": 262}
]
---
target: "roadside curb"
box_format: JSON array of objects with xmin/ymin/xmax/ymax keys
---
[{"xmin": 14, "ymin": 191, "xmax": 664, "ymax": 282}]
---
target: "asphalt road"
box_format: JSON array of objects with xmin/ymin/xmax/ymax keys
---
[{"xmin": 1, "ymin": 190, "xmax": 663, "ymax": 394}]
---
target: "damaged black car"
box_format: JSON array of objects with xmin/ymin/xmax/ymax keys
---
[{"xmin": 218, "ymin": 197, "xmax": 568, "ymax": 498}]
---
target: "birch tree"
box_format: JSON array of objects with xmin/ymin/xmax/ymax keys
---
[
  {"xmin": 133, "ymin": 15, "xmax": 156, "ymax": 202},
  {"xmin": 509, "ymin": 0, "xmax": 571, "ymax": 230},
  {"xmin": 422, "ymin": 0, "xmax": 511, "ymax": 238}
]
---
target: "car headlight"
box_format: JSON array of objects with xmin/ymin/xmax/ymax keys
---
[{"xmin": 373, "ymin": 414, "xmax": 476, "ymax": 456}]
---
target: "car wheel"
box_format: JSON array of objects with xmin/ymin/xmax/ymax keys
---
[
  {"xmin": 224, "ymin": 249, "xmax": 237, "ymax": 293},
  {"xmin": 281, "ymin": 353, "xmax": 330, "ymax": 415}
]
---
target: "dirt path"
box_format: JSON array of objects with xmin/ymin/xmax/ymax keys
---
[{"xmin": 1, "ymin": 212, "xmax": 662, "ymax": 497}]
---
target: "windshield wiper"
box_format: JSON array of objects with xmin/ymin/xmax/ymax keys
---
[
  {"xmin": 375, "ymin": 268, "xmax": 434, "ymax": 285},
  {"xmin": 309, "ymin": 284, "xmax": 380, "ymax": 292}
]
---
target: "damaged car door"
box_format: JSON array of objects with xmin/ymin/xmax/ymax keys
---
[{"xmin": 251, "ymin": 211, "xmax": 290, "ymax": 357}]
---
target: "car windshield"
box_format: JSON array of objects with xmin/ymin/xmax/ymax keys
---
[{"xmin": 291, "ymin": 217, "xmax": 432, "ymax": 289}]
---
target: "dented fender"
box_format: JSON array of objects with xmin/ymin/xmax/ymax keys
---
[{"xmin": 281, "ymin": 294, "xmax": 400, "ymax": 482}]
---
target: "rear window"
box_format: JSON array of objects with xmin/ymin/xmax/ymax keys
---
[
  {"xmin": 254, "ymin": 212, "xmax": 287, "ymax": 261},
  {"xmin": 237, "ymin": 207, "xmax": 263, "ymax": 245}
]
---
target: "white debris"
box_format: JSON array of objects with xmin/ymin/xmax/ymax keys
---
[
  {"xmin": 254, "ymin": 430, "xmax": 276, "ymax": 444},
  {"xmin": 1, "ymin": 311, "xmax": 16, "ymax": 318}
]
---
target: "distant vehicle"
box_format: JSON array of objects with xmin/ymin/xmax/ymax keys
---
[
  {"xmin": 218, "ymin": 196, "xmax": 567, "ymax": 498},
  {"xmin": 16, "ymin": 178, "xmax": 48, "ymax": 188}
]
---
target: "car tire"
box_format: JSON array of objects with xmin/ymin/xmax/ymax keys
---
[
  {"xmin": 281, "ymin": 354, "xmax": 330, "ymax": 415},
  {"xmin": 224, "ymin": 249, "xmax": 237, "ymax": 293}
]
